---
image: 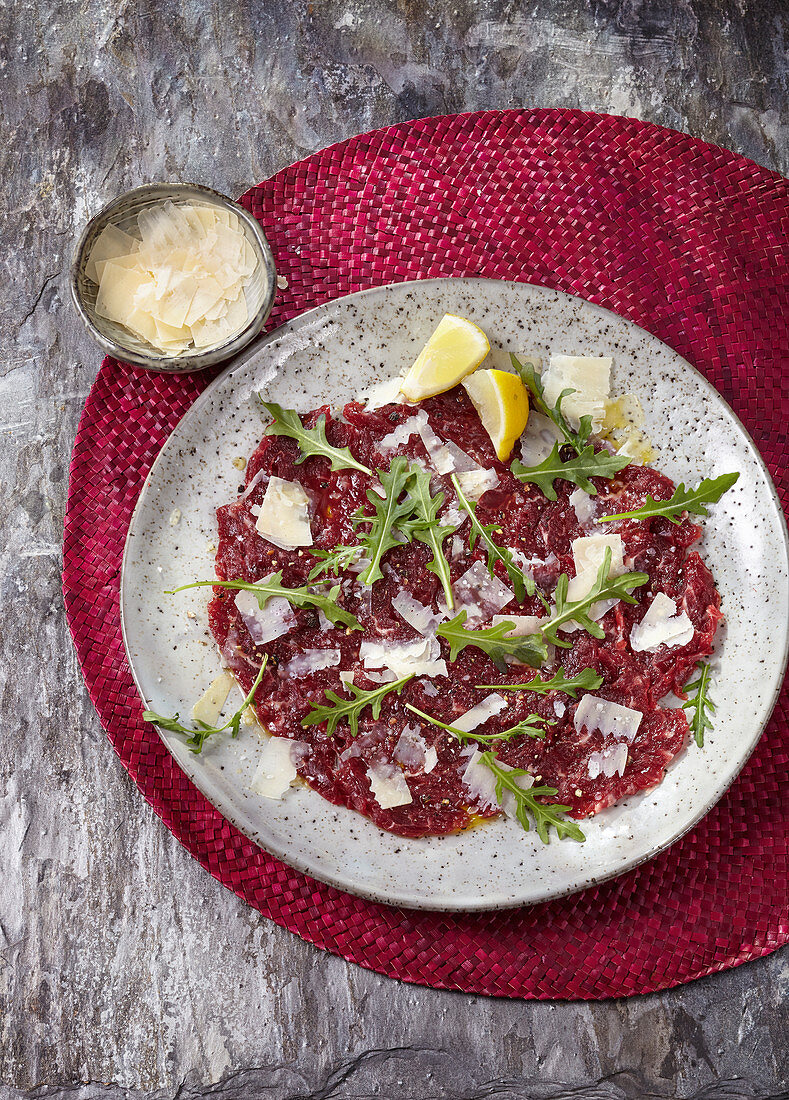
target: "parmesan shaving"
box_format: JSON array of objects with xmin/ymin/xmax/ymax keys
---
[
  {"xmin": 574, "ymin": 695, "xmax": 642, "ymax": 742},
  {"xmin": 88, "ymin": 200, "xmax": 258, "ymax": 357},
  {"xmin": 359, "ymin": 636, "xmax": 448, "ymax": 679},
  {"xmin": 569, "ymin": 488, "xmax": 596, "ymax": 526},
  {"xmin": 461, "ymin": 749, "xmax": 534, "ymax": 817},
  {"xmin": 366, "ymin": 762, "xmax": 413, "ymax": 809},
  {"xmin": 251, "ymin": 737, "xmax": 308, "ymax": 799},
  {"xmin": 452, "ymin": 694, "xmax": 508, "ymax": 732},
  {"xmin": 454, "ymin": 467, "xmax": 500, "ymax": 501},
  {"xmin": 235, "ymin": 588, "xmax": 296, "ymax": 644},
  {"xmin": 392, "ymin": 590, "xmax": 445, "ymax": 635},
  {"xmin": 280, "ymin": 649, "xmax": 341, "ymax": 677},
  {"xmin": 629, "ymin": 592, "xmax": 694, "ymax": 652},
  {"xmin": 454, "ymin": 560, "xmax": 514, "ymax": 621},
  {"xmin": 191, "ymin": 672, "xmax": 235, "ymax": 726},
  {"xmin": 542, "ymin": 355, "xmax": 611, "ymax": 430},
  {"xmin": 490, "ymin": 614, "xmax": 545, "ymax": 636},
  {"xmin": 588, "ymin": 741, "xmax": 629, "ymax": 779},
  {"xmin": 255, "ymin": 476, "xmax": 313, "ymax": 550}
]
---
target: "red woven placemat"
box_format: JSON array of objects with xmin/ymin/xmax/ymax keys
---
[{"xmin": 63, "ymin": 110, "xmax": 789, "ymax": 999}]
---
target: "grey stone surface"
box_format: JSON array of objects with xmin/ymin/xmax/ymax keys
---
[{"xmin": 1, "ymin": 0, "xmax": 787, "ymax": 1097}]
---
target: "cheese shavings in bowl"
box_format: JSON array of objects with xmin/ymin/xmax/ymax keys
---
[{"xmin": 86, "ymin": 200, "xmax": 258, "ymax": 356}]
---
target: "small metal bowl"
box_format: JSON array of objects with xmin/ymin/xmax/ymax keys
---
[{"xmin": 70, "ymin": 182, "xmax": 277, "ymax": 373}]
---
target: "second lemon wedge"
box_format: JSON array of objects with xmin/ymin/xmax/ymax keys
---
[
  {"xmin": 461, "ymin": 369, "xmax": 530, "ymax": 460},
  {"xmin": 400, "ymin": 314, "xmax": 490, "ymax": 401}
]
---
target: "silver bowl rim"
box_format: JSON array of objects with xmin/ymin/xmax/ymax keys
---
[{"xmin": 70, "ymin": 182, "xmax": 277, "ymax": 373}]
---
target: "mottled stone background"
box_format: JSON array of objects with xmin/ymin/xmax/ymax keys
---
[{"xmin": 1, "ymin": 0, "xmax": 787, "ymax": 1097}]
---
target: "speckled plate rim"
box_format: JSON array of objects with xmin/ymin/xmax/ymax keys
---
[{"xmin": 120, "ymin": 277, "xmax": 789, "ymax": 912}]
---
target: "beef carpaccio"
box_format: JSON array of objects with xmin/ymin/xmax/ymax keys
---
[{"xmin": 208, "ymin": 388, "xmax": 722, "ymax": 839}]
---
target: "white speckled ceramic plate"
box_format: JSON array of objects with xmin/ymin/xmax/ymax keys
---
[{"xmin": 120, "ymin": 278, "xmax": 789, "ymax": 911}]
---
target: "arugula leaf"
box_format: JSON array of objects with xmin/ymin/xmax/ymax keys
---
[
  {"xmin": 302, "ymin": 675, "xmax": 414, "ymax": 737},
  {"xmin": 258, "ymin": 399, "xmax": 372, "ymax": 475},
  {"xmin": 597, "ymin": 472, "xmax": 740, "ymax": 525},
  {"xmin": 354, "ymin": 456, "xmax": 417, "ymax": 585},
  {"xmin": 478, "ymin": 751, "xmax": 585, "ymax": 843},
  {"xmin": 511, "ymin": 441, "xmax": 630, "ymax": 501},
  {"xmin": 682, "ymin": 661, "xmax": 715, "ymax": 747},
  {"xmin": 405, "ymin": 703, "xmax": 551, "ymax": 744},
  {"xmin": 497, "ymin": 715, "xmax": 554, "ymax": 741},
  {"xmin": 542, "ymin": 548, "xmax": 648, "ymax": 649},
  {"xmin": 403, "ymin": 465, "xmax": 456, "ymax": 608},
  {"xmin": 510, "ymin": 354, "xmax": 588, "ymax": 456},
  {"xmin": 477, "ymin": 666, "xmax": 604, "ymax": 698},
  {"xmin": 307, "ymin": 545, "xmax": 363, "ymax": 581},
  {"xmin": 450, "ymin": 473, "xmax": 533, "ymax": 601},
  {"xmin": 436, "ymin": 611, "xmax": 549, "ymax": 671},
  {"xmin": 143, "ymin": 660, "xmax": 267, "ymax": 754},
  {"xmin": 167, "ymin": 572, "xmax": 362, "ymax": 631}
]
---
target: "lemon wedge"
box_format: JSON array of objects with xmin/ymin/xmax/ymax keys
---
[
  {"xmin": 400, "ymin": 314, "xmax": 490, "ymax": 401},
  {"xmin": 461, "ymin": 369, "xmax": 530, "ymax": 460}
]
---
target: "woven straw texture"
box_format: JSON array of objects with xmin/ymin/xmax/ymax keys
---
[{"xmin": 63, "ymin": 110, "xmax": 789, "ymax": 999}]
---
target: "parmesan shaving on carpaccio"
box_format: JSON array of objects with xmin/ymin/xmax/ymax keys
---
[
  {"xmin": 454, "ymin": 466, "xmax": 499, "ymax": 501},
  {"xmin": 519, "ymin": 410, "xmax": 564, "ymax": 466},
  {"xmin": 490, "ymin": 614, "xmax": 545, "ymax": 636},
  {"xmin": 391, "ymin": 589, "xmax": 445, "ymax": 635},
  {"xmin": 630, "ymin": 592, "xmax": 694, "ymax": 653},
  {"xmin": 574, "ymin": 695, "xmax": 643, "ymax": 742},
  {"xmin": 235, "ymin": 588, "xmax": 296, "ymax": 644},
  {"xmin": 359, "ymin": 637, "xmax": 447, "ymax": 679},
  {"xmin": 394, "ymin": 725, "xmax": 438, "ymax": 774},
  {"xmin": 563, "ymin": 534, "xmax": 626, "ymax": 627},
  {"xmin": 461, "ymin": 748, "xmax": 500, "ymax": 808},
  {"xmin": 366, "ymin": 762, "xmax": 413, "ymax": 809},
  {"xmin": 588, "ymin": 741, "xmax": 629, "ymax": 779},
  {"xmin": 452, "ymin": 694, "xmax": 508, "ymax": 732},
  {"xmin": 254, "ymin": 476, "xmax": 313, "ymax": 549},
  {"xmin": 89, "ymin": 200, "xmax": 258, "ymax": 356},
  {"xmin": 453, "ymin": 560, "xmax": 514, "ymax": 621},
  {"xmin": 461, "ymin": 749, "xmax": 534, "ymax": 818},
  {"xmin": 569, "ymin": 487, "xmax": 596, "ymax": 526},
  {"xmin": 280, "ymin": 649, "xmax": 341, "ymax": 677}
]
